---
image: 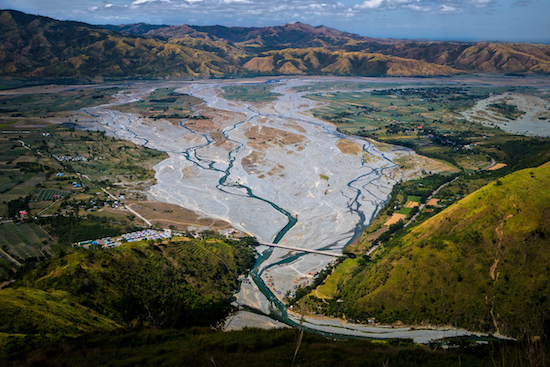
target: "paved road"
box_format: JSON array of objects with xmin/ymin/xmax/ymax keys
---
[{"xmin": 257, "ymin": 242, "xmax": 341, "ymax": 257}]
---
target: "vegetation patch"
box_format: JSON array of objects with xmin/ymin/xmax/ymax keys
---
[
  {"xmin": 8, "ymin": 235, "xmax": 255, "ymax": 332},
  {"xmin": 109, "ymin": 88, "xmax": 203, "ymax": 121},
  {"xmin": 221, "ymin": 84, "xmax": 282, "ymax": 103},
  {"xmin": 488, "ymin": 102, "xmax": 525, "ymax": 120}
]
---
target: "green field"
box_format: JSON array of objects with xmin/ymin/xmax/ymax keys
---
[
  {"xmin": 0, "ymin": 222, "xmax": 50, "ymax": 262},
  {"xmin": 305, "ymin": 84, "xmax": 535, "ymax": 172},
  {"xmin": 316, "ymin": 258, "xmax": 360, "ymax": 298},
  {"xmin": 397, "ymin": 207, "xmax": 413, "ymax": 215},
  {"xmin": 34, "ymin": 189, "xmax": 69, "ymax": 201},
  {"xmin": 406, "ymin": 195, "xmax": 421, "ymax": 203},
  {"xmin": 0, "ymin": 87, "xmax": 120, "ymax": 117}
]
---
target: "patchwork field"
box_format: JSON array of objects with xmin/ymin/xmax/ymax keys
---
[{"xmin": 0, "ymin": 222, "xmax": 51, "ymax": 263}]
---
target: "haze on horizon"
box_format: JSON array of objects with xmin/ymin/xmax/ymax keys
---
[{"xmin": 4, "ymin": 0, "xmax": 549, "ymax": 43}]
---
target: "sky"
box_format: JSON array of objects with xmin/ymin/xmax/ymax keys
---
[{"xmin": 3, "ymin": 0, "xmax": 549, "ymax": 43}]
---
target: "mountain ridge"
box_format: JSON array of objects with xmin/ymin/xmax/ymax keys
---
[{"xmin": 1, "ymin": 9, "xmax": 550, "ymax": 79}]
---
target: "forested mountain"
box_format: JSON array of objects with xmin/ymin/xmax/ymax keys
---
[{"xmin": 1, "ymin": 9, "xmax": 550, "ymax": 79}]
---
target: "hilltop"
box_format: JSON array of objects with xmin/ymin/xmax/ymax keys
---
[{"xmin": 1, "ymin": 9, "xmax": 550, "ymax": 79}]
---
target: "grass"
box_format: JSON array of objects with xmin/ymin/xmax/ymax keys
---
[
  {"xmin": 1, "ymin": 327, "xmax": 517, "ymax": 367},
  {"xmin": 316, "ymin": 258, "xmax": 360, "ymax": 298},
  {"xmin": 406, "ymin": 195, "xmax": 421, "ymax": 203},
  {"xmin": 0, "ymin": 288, "xmax": 119, "ymax": 336},
  {"xmin": 397, "ymin": 207, "xmax": 413, "ymax": 215}
]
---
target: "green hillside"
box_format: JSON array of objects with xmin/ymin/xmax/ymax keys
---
[
  {"xmin": 15, "ymin": 237, "xmax": 254, "ymax": 328},
  {"xmin": 320, "ymin": 162, "xmax": 550, "ymax": 338},
  {"xmin": 0, "ymin": 288, "xmax": 119, "ymax": 337},
  {"xmin": 0, "ymin": 235, "xmax": 255, "ymax": 351}
]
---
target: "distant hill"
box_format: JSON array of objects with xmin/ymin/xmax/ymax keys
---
[
  {"xmin": 1, "ymin": 9, "xmax": 550, "ymax": 79},
  {"xmin": 0, "ymin": 10, "xmax": 237, "ymax": 78},
  {"xmin": 335, "ymin": 162, "xmax": 550, "ymax": 338}
]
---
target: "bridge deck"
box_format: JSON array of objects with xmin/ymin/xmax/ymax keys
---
[{"xmin": 257, "ymin": 242, "xmax": 341, "ymax": 257}]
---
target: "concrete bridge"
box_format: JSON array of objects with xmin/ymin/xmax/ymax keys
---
[{"xmin": 257, "ymin": 242, "xmax": 341, "ymax": 257}]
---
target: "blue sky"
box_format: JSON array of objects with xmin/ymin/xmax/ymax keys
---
[{"xmin": 4, "ymin": 0, "xmax": 549, "ymax": 42}]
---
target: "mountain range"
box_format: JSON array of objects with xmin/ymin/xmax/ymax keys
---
[{"xmin": 1, "ymin": 9, "xmax": 550, "ymax": 79}]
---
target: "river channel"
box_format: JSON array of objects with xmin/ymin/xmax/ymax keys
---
[{"xmin": 78, "ymin": 77, "xmax": 476, "ymax": 342}]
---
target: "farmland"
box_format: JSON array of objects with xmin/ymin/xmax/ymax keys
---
[
  {"xmin": 0, "ymin": 86, "xmax": 172, "ymax": 271},
  {"xmin": 300, "ymin": 82, "xmax": 550, "ymax": 255},
  {"xmin": 0, "ymin": 222, "xmax": 51, "ymax": 263}
]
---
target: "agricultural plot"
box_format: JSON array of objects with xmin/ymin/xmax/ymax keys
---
[
  {"xmin": 0, "ymin": 147, "xmax": 27, "ymax": 163},
  {"xmin": 0, "ymin": 87, "xmax": 120, "ymax": 117},
  {"xmin": 0, "ymin": 222, "xmax": 50, "ymax": 262},
  {"xmin": 397, "ymin": 207, "xmax": 413, "ymax": 215},
  {"xmin": 0, "ymin": 173, "xmax": 36, "ymax": 194},
  {"xmin": 306, "ymin": 84, "xmax": 540, "ymax": 173},
  {"xmin": 34, "ymin": 189, "xmax": 69, "ymax": 201},
  {"xmin": 291, "ymin": 81, "xmax": 399, "ymax": 93}
]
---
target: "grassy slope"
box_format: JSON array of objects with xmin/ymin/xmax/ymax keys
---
[
  {"xmin": 0, "ymin": 288, "xmax": 119, "ymax": 336},
  {"xmin": 338, "ymin": 162, "xmax": 550, "ymax": 338}
]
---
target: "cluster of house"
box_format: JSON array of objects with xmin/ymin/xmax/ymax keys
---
[
  {"xmin": 75, "ymin": 229, "xmax": 172, "ymax": 249},
  {"xmin": 52, "ymin": 155, "xmax": 106, "ymax": 162}
]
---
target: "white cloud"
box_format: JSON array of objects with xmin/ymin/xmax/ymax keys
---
[
  {"xmin": 404, "ymin": 4, "xmax": 432, "ymax": 12},
  {"xmin": 467, "ymin": 0, "xmax": 494, "ymax": 8},
  {"xmin": 440, "ymin": 4, "xmax": 458, "ymax": 12},
  {"xmin": 354, "ymin": 0, "xmax": 385, "ymax": 9},
  {"xmin": 132, "ymin": 0, "xmax": 171, "ymax": 5}
]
